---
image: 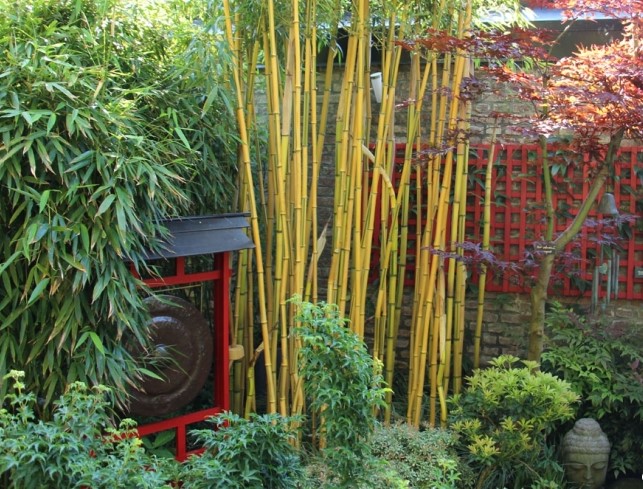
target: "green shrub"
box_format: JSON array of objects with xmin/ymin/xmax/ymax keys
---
[
  {"xmin": 293, "ymin": 299, "xmax": 390, "ymax": 487},
  {"xmin": 369, "ymin": 422, "xmax": 473, "ymax": 489},
  {"xmin": 184, "ymin": 412, "xmax": 304, "ymax": 489},
  {"xmin": 1, "ymin": 371, "xmax": 304, "ymax": 488},
  {"xmin": 0, "ymin": 370, "xmax": 176, "ymax": 488},
  {"xmin": 303, "ymin": 455, "xmax": 410, "ymax": 489},
  {"xmin": 449, "ymin": 355, "xmax": 579, "ymax": 489},
  {"xmin": 0, "ymin": 0, "xmax": 238, "ymax": 411},
  {"xmin": 542, "ymin": 303, "xmax": 643, "ymax": 478}
]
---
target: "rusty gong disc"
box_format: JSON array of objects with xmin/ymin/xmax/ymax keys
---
[{"xmin": 128, "ymin": 295, "xmax": 213, "ymax": 416}]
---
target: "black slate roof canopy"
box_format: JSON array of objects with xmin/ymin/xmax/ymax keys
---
[{"xmin": 144, "ymin": 213, "xmax": 254, "ymax": 260}]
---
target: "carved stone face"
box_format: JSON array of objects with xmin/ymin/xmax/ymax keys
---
[
  {"xmin": 562, "ymin": 418, "xmax": 611, "ymax": 489},
  {"xmin": 564, "ymin": 452, "xmax": 609, "ymax": 489}
]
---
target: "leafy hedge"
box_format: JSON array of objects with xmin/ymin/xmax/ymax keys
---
[{"xmin": 0, "ymin": 0, "xmax": 238, "ymax": 411}]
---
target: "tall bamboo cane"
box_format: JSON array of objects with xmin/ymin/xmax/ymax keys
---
[
  {"xmin": 474, "ymin": 123, "xmax": 498, "ymax": 368},
  {"xmin": 223, "ymin": 0, "xmax": 277, "ymax": 414},
  {"xmin": 226, "ymin": 0, "xmax": 486, "ymax": 428}
]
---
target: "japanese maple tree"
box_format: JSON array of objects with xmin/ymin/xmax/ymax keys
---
[{"xmin": 487, "ymin": 0, "xmax": 643, "ymax": 360}]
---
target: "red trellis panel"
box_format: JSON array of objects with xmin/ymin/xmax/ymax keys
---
[{"xmin": 371, "ymin": 144, "xmax": 643, "ymax": 300}]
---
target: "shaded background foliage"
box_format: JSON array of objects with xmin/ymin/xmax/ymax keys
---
[
  {"xmin": 0, "ymin": 0, "xmax": 238, "ymax": 413},
  {"xmin": 542, "ymin": 303, "xmax": 643, "ymax": 479}
]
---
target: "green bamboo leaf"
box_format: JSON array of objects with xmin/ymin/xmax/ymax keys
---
[
  {"xmin": 96, "ymin": 194, "xmax": 116, "ymax": 217},
  {"xmin": 80, "ymin": 224, "xmax": 90, "ymax": 252},
  {"xmin": 89, "ymin": 332, "xmax": 106, "ymax": 355},
  {"xmin": 65, "ymin": 150, "xmax": 93, "ymax": 171},
  {"xmin": 63, "ymin": 254, "xmax": 87, "ymax": 273},
  {"xmin": 27, "ymin": 278, "xmax": 50, "ymax": 305},
  {"xmin": 39, "ymin": 190, "xmax": 51, "ymax": 212},
  {"xmin": 115, "ymin": 202, "xmax": 127, "ymax": 233},
  {"xmin": 0, "ymin": 141, "xmax": 27, "ymax": 164},
  {"xmin": 25, "ymin": 222, "xmax": 40, "ymax": 245},
  {"xmin": 201, "ymin": 86, "xmax": 218, "ymax": 117},
  {"xmin": 34, "ymin": 223, "xmax": 49, "ymax": 241},
  {"xmin": 36, "ymin": 138, "xmax": 53, "ymax": 171},
  {"xmin": 66, "ymin": 109, "xmax": 79, "ymax": 134},
  {"xmin": 46, "ymin": 112, "xmax": 56, "ymax": 133},
  {"xmin": 0, "ymin": 251, "xmax": 21, "ymax": 276},
  {"xmin": 2, "ymin": 307, "xmax": 25, "ymax": 333},
  {"xmin": 170, "ymin": 109, "xmax": 190, "ymax": 149},
  {"xmin": 21, "ymin": 111, "xmax": 33, "ymax": 125},
  {"xmin": 92, "ymin": 274, "xmax": 110, "ymax": 303},
  {"xmin": 9, "ymin": 90, "xmax": 19, "ymax": 109},
  {"xmin": 44, "ymin": 374, "xmax": 58, "ymax": 406},
  {"xmin": 138, "ymin": 368, "xmax": 164, "ymax": 381},
  {"xmin": 174, "ymin": 125, "xmax": 191, "ymax": 149},
  {"xmin": 51, "ymin": 82, "xmax": 76, "ymax": 100},
  {"xmin": 76, "ymin": 331, "xmax": 90, "ymax": 349}
]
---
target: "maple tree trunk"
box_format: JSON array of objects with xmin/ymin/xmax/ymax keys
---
[
  {"xmin": 526, "ymin": 128, "xmax": 625, "ymax": 363},
  {"xmin": 528, "ymin": 253, "xmax": 555, "ymax": 361}
]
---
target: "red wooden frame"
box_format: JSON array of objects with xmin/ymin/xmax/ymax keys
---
[{"xmin": 131, "ymin": 253, "xmax": 232, "ymax": 461}]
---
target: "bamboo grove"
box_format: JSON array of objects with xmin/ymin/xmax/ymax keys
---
[{"xmin": 223, "ymin": 0, "xmax": 505, "ymax": 428}]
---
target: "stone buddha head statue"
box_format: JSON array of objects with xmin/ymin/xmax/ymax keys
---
[{"xmin": 562, "ymin": 418, "xmax": 611, "ymax": 489}]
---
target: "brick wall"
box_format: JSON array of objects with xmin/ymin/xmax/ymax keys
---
[{"xmin": 370, "ymin": 290, "xmax": 643, "ymax": 373}]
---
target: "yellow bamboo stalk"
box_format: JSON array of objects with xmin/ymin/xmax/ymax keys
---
[
  {"xmin": 232, "ymin": 246, "xmax": 249, "ymax": 414},
  {"xmin": 291, "ymin": 0, "xmax": 321, "ymax": 421},
  {"xmin": 357, "ymin": 32, "xmax": 404, "ymax": 343},
  {"xmin": 347, "ymin": 0, "xmax": 370, "ymax": 337},
  {"xmin": 451, "ymin": 58, "xmax": 473, "ymax": 395},
  {"xmin": 222, "ymin": 0, "xmax": 276, "ymax": 414},
  {"xmin": 381, "ymin": 46, "xmax": 432, "ymax": 423},
  {"xmin": 431, "ymin": 262, "xmax": 446, "ymax": 425},
  {"xmin": 301, "ymin": 1, "xmax": 317, "ymax": 304},
  {"xmin": 443, "ymin": 53, "xmax": 471, "ymax": 400},
  {"xmin": 230, "ymin": 9, "xmax": 259, "ymax": 418},
  {"xmin": 407, "ymin": 0, "xmax": 474, "ymax": 427},
  {"xmin": 276, "ymin": 16, "xmax": 298, "ymax": 421},
  {"xmin": 474, "ymin": 123, "xmax": 498, "ymax": 368},
  {"xmin": 289, "ymin": 0, "xmax": 305, "ymax": 305},
  {"xmin": 261, "ymin": 33, "xmax": 277, "ymax": 345},
  {"xmin": 327, "ymin": 34, "xmax": 358, "ymax": 310}
]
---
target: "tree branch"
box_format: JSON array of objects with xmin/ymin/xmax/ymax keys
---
[{"xmin": 553, "ymin": 127, "xmax": 625, "ymax": 251}]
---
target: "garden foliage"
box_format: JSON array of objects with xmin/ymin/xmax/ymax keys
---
[
  {"xmin": 185, "ymin": 412, "xmax": 304, "ymax": 489},
  {"xmin": 369, "ymin": 422, "xmax": 473, "ymax": 489},
  {"xmin": 0, "ymin": 0, "xmax": 238, "ymax": 411},
  {"xmin": 293, "ymin": 300, "xmax": 390, "ymax": 487},
  {"xmin": 0, "ymin": 371, "xmax": 303, "ymax": 489},
  {"xmin": 542, "ymin": 303, "xmax": 643, "ymax": 478},
  {"xmin": 0, "ymin": 371, "xmax": 175, "ymax": 488},
  {"xmin": 449, "ymin": 355, "xmax": 579, "ymax": 489}
]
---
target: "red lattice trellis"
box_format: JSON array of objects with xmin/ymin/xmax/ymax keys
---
[{"xmin": 371, "ymin": 144, "xmax": 643, "ymax": 300}]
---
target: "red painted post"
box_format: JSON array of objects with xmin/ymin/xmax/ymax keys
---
[{"xmin": 213, "ymin": 252, "xmax": 231, "ymax": 411}]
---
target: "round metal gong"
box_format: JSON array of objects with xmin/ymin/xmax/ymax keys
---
[{"xmin": 128, "ymin": 295, "xmax": 213, "ymax": 416}]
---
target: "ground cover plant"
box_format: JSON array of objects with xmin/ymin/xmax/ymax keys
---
[
  {"xmin": 448, "ymin": 355, "xmax": 579, "ymax": 489},
  {"xmin": 183, "ymin": 412, "xmax": 304, "ymax": 489},
  {"xmin": 542, "ymin": 303, "xmax": 643, "ymax": 479},
  {"xmin": 0, "ymin": 0, "xmax": 238, "ymax": 412},
  {"xmin": 368, "ymin": 422, "xmax": 474, "ymax": 489}
]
